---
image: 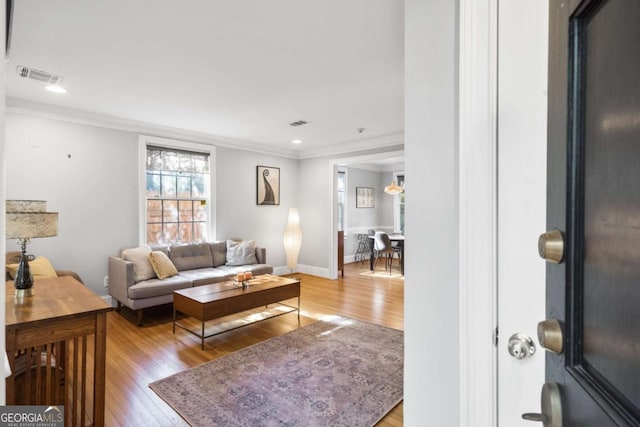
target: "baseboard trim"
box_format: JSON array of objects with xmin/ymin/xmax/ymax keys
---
[
  {"xmin": 274, "ymin": 264, "xmax": 330, "ymax": 279},
  {"xmin": 101, "ymin": 295, "xmax": 114, "ymax": 307}
]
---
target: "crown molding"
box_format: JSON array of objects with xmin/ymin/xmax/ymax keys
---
[
  {"xmin": 6, "ymin": 98, "xmax": 404, "ymax": 160},
  {"xmin": 296, "ymin": 132, "xmax": 405, "ymax": 159},
  {"xmin": 6, "ymin": 98, "xmax": 300, "ymax": 159}
]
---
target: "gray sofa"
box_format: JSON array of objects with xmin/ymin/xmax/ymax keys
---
[{"xmin": 108, "ymin": 240, "xmax": 273, "ymax": 325}]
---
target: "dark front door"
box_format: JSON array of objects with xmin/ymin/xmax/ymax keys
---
[{"xmin": 546, "ymin": 0, "xmax": 640, "ymax": 425}]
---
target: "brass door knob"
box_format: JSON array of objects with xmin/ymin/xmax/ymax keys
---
[
  {"xmin": 537, "ymin": 319, "xmax": 563, "ymax": 354},
  {"xmin": 538, "ymin": 229, "xmax": 564, "ymax": 263}
]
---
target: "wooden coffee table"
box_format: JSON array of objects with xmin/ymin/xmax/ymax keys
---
[{"xmin": 173, "ymin": 274, "xmax": 300, "ymax": 349}]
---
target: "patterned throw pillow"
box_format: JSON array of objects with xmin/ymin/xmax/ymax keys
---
[
  {"xmin": 225, "ymin": 240, "xmax": 258, "ymax": 266},
  {"xmin": 149, "ymin": 251, "xmax": 178, "ymax": 279}
]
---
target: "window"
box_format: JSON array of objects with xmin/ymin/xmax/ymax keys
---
[
  {"xmin": 337, "ymin": 171, "xmax": 346, "ymax": 231},
  {"xmin": 395, "ymin": 174, "xmax": 405, "ymax": 233},
  {"xmin": 145, "ymin": 144, "xmax": 211, "ymax": 245}
]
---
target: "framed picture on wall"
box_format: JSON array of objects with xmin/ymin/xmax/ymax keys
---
[
  {"xmin": 257, "ymin": 166, "xmax": 280, "ymax": 205},
  {"xmin": 356, "ymin": 187, "xmax": 375, "ymax": 208}
]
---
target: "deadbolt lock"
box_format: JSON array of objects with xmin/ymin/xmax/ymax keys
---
[
  {"xmin": 537, "ymin": 319, "xmax": 563, "ymax": 354},
  {"xmin": 538, "ymin": 229, "xmax": 564, "ymax": 263}
]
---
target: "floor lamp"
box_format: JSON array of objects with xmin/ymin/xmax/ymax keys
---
[
  {"xmin": 5, "ymin": 200, "xmax": 58, "ymax": 297},
  {"xmin": 283, "ymin": 208, "xmax": 302, "ymax": 276}
]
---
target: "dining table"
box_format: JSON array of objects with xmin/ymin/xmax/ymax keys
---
[{"xmin": 368, "ymin": 234, "xmax": 405, "ymax": 275}]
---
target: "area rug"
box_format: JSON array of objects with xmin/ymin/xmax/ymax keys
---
[{"xmin": 149, "ymin": 316, "xmax": 403, "ymax": 427}]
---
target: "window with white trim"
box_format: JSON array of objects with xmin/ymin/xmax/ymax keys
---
[
  {"xmin": 145, "ymin": 145, "xmax": 211, "ymax": 245},
  {"xmin": 394, "ymin": 173, "xmax": 405, "ymax": 233},
  {"xmin": 337, "ymin": 170, "xmax": 346, "ymax": 231}
]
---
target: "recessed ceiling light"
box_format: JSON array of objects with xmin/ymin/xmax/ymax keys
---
[
  {"xmin": 45, "ymin": 85, "xmax": 67, "ymax": 94},
  {"xmin": 292, "ymin": 139, "xmax": 302, "ymax": 144}
]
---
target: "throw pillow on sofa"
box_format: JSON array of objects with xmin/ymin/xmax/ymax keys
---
[
  {"xmin": 149, "ymin": 251, "xmax": 178, "ymax": 279},
  {"xmin": 122, "ymin": 244, "xmax": 156, "ymax": 282},
  {"xmin": 225, "ymin": 240, "xmax": 258, "ymax": 266},
  {"xmin": 6, "ymin": 256, "xmax": 58, "ymax": 280}
]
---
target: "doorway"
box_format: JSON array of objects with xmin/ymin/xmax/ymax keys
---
[{"xmin": 328, "ymin": 150, "xmax": 404, "ymax": 280}]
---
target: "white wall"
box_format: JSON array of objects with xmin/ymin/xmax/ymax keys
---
[
  {"xmin": 296, "ymin": 156, "xmax": 332, "ymax": 277},
  {"xmin": 4, "ymin": 114, "xmax": 299, "ymax": 295},
  {"xmin": 215, "ymin": 146, "xmax": 298, "ymax": 268},
  {"xmin": 405, "ymin": 0, "xmax": 460, "ymax": 425},
  {"xmin": 346, "ymin": 167, "xmax": 393, "ymax": 231},
  {"xmin": 5, "ymin": 114, "xmax": 139, "ymax": 296},
  {"xmin": 378, "ymin": 171, "xmax": 395, "ymax": 229},
  {"xmin": 342, "ymin": 167, "xmax": 396, "ymax": 258},
  {"xmin": 296, "ymin": 146, "xmax": 404, "ymax": 277}
]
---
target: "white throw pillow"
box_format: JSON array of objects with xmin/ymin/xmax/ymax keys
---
[
  {"xmin": 225, "ymin": 240, "xmax": 258, "ymax": 266},
  {"xmin": 122, "ymin": 244, "xmax": 156, "ymax": 282}
]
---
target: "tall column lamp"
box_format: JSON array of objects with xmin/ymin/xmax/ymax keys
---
[{"xmin": 283, "ymin": 208, "xmax": 302, "ymax": 275}]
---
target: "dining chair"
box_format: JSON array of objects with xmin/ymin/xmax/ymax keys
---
[{"xmin": 373, "ymin": 232, "xmax": 396, "ymax": 274}]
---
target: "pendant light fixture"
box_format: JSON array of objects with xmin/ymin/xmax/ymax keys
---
[
  {"xmin": 384, "ymin": 160, "xmax": 404, "ymax": 195},
  {"xmin": 384, "ymin": 180, "xmax": 403, "ymax": 195}
]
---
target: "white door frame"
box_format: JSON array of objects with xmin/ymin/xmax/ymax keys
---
[
  {"xmin": 458, "ymin": 0, "xmax": 548, "ymax": 425},
  {"xmin": 458, "ymin": 0, "xmax": 498, "ymax": 424}
]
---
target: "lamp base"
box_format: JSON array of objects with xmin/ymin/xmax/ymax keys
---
[
  {"xmin": 15, "ymin": 288, "xmax": 34, "ymax": 298},
  {"xmin": 13, "ymin": 239, "xmax": 35, "ymax": 296}
]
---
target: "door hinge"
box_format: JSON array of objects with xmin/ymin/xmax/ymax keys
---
[{"xmin": 494, "ymin": 326, "xmax": 499, "ymax": 346}]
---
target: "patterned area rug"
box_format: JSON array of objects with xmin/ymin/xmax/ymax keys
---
[{"xmin": 150, "ymin": 316, "xmax": 403, "ymax": 427}]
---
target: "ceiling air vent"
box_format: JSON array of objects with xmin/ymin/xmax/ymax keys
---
[
  {"xmin": 289, "ymin": 120, "xmax": 308, "ymax": 127},
  {"xmin": 16, "ymin": 65, "xmax": 63, "ymax": 85}
]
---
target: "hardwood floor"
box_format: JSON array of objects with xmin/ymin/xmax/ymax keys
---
[{"xmin": 104, "ymin": 261, "xmax": 404, "ymax": 426}]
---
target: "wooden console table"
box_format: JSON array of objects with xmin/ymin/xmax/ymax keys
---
[{"xmin": 5, "ymin": 276, "xmax": 111, "ymax": 427}]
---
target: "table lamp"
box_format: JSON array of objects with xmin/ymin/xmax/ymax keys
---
[{"xmin": 6, "ymin": 200, "xmax": 58, "ymax": 297}]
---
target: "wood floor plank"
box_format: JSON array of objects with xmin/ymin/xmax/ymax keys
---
[{"xmin": 103, "ymin": 261, "xmax": 404, "ymax": 425}]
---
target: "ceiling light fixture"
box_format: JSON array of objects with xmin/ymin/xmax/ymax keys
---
[
  {"xmin": 384, "ymin": 161, "xmax": 404, "ymax": 195},
  {"xmin": 292, "ymin": 139, "xmax": 302, "ymax": 144},
  {"xmin": 45, "ymin": 84, "xmax": 67, "ymax": 94},
  {"xmin": 384, "ymin": 180, "xmax": 403, "ymax": 195}
]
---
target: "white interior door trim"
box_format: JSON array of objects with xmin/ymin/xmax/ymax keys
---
[{"xmin": 458, "ymin": 0, "xmax": 498, "ymax": 425}]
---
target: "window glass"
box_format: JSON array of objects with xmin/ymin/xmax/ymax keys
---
[
  {"xmin": 337, "ymin": 171, "xmax": 346, "ymax": 231},
  {"xmin": 145, "ymin": 146, "xmax": 210, "ymax": 245}
]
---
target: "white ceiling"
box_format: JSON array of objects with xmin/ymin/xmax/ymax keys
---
[{"xmin": 6, "ymin": 0, "xmax": 404, "ymax": 158}]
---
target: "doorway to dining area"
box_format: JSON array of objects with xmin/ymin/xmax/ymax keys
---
[{"xmin": 330, "ymin": 151, "xmax": 405, "ymax": 279}]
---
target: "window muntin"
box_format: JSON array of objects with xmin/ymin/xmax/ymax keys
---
[{"xmin": 145, "ymin": 146, "xmax": 210, "ymax": 245}]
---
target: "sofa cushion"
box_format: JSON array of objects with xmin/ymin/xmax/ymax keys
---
[
  {"xmin": 209, "ymin": 241, "xmax": 227, "ymax": 267},
  {"xmin": 149, "ymin": 251, "xmax": 178, "ymax": 279},
  {"xmin": 122, "ymin": 245, "xmax": 156, "ymax": 282},
  {"xmin": 216, "ymin": 264, "xmax": 273, "ymax": 277},
  {"xmin": 225, "ymin": 240, "xmax": 258, "ymax": 266},
  {"xmin": 170, "ymin": 243, "xmax": 214, "ymax": 271},
  {"xmin": 178, "ymin": 268, "xmax": 235, "ymax": 287},
  {"xmin": 128, "ymin": 275, "xmax": 193, "ymax": 299}
]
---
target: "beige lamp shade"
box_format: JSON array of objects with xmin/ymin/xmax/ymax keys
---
[
  {"xmin": 6, "ymin": 200, "xmax": 58, "ymax": 239},
  {"xmin": 283, "ymin": 208, "xmax": 302, "ymax": 270}
]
